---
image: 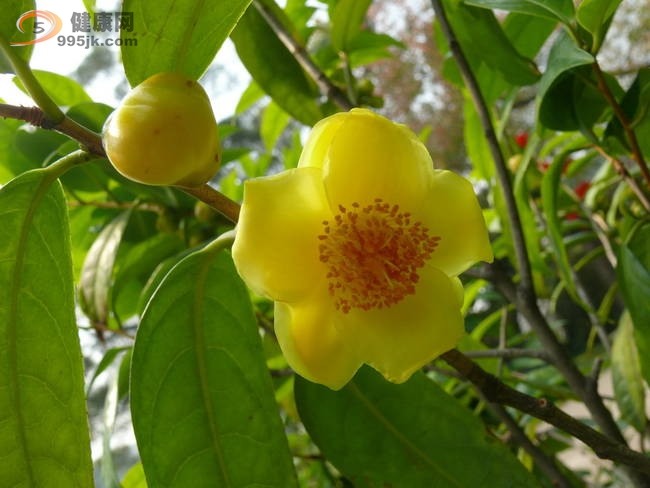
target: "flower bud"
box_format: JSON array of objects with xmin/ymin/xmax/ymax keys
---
[{"xmin": 103, "ymin": 72, "xmax": 221, "ymax": 187}]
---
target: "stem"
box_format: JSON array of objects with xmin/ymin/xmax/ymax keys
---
[
  {"xmin": 45, "ymin": 149, "xmax": 97, "ymax": 178},
  {"xmin": 441, "ymin": 349, "xmax": 650, "ymax": 475},
  {"xmin": 179, "ymin": 184, "xmax": 240, "ymax": 224},
  {"xmin": 430, "ymin": 0, "xmax": 634, "ymax": 461},
  {"xmin": 253, "ymin": 0, "xmax": 354, "ymax": 111},
  {"xmin": 0, "ymin": 35, "xmax": 65, "ymax": 123},
  {"xmin": 592, "ymin": 145, "xmax": 650, "ymax": 212},
  {"xmin": 592, "ymin": 61, "xmax": 650, "ymax": 187}
]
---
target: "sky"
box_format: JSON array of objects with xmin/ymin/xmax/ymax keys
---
[{"xmin": 1, "ymin": 0, "xmax": 250, "ymax": 117}]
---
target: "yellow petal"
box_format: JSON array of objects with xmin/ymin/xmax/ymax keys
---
[
  {"xmin": 338, "ymin": 267, "xmax": 465, "ymax": 384},
  {"xmin": 298, "ymin": 112, "xmax": 347, "ymax": 170},
  {"xmin": 319, "ymin": 109, "xmax": 434, "ymax": 211},
  {"xmin": 275, "ymin": 293, "xmax": 363, "ymax": 390},
  {"xmin": 232, "ymin": 167, "xmax": 331, "ymax": 302},
  {"xmin": 415, "ymin": 170, "xmax": 493, "ymax": 277}
]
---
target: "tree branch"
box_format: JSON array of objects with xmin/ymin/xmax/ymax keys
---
[
  {"xmin": 252, "ymin": 0, "xmax": 354, "ymax": 111},
  {"xmin": 429, "ymin": 2, "xmax": 636, "ymax": 472},
  {"xmin": 441, "ymin": 349, "xmax": 650, "ymax": 475}
]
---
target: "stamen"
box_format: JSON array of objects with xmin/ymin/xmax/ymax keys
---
[{"xmin": 318, "ymin": 198, "xmax": 440, "ymax": 313}]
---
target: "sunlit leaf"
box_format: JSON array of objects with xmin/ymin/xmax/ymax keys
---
[
  {"xmin": 131, "ymin": 246, "xmax": 298, "ymax": 487},
  {"xmin": 14, "ymin": 70, "xmax": 92, "ymax": 107},
  {"xmin": 464, "ymin": 0, "xmax": 575, "ymax": 25},
  {"xmin": 0, "ymin": 169, "xmax": 93, "ymax": 487},
  {"xmin": 330, "ymin": 0, "xmax": 372, "ymax": 52}
]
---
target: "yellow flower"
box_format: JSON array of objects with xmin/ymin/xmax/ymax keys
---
[{"xmin": 232, "ymin": 109, "xmax": 493, "ymax": 389}]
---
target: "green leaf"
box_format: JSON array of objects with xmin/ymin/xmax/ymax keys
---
[
  {"xmin": 605, "ymin": 68, "xmax": 650, "ymax": 160},
  {"xmin": 443, "ymin": 0, "xmax": 540, "ymax": 86},
  {"xmin": 0, "ymin": 169, "xmax": 93, "ymax": 487},
  {"xmin": 618, "ymin": 224, "xmax": 650, "ymax": 386},
  {"xmin": 295, "ymin": 368, "xmax": 541, "ymax": 488},
  {"xmin": 14, "ymin": 70, "xmax": 92, "ymax": 107},
  {"xmin": 330, "ymin": 0, "xmax": 372, "ymax": 52},
  {"xmin": 231, "ymin": 5, "xmax": 322, "ymax": 126},
  {"xmin": 121, "ymin": 0, "xmax": 252, "ymax": 86},
  {"xmin": 79, "ymin": 209, "xmax": 132, "ymax": 325},
  {"xmin": 123, "ymin": 463, "xmax": 148, "ymax": 488},
  {"xmin": 235, "ymin": 80, "xmax": 266, "ymax": 114},
  {"xmin": 576, "ymin": 0, "xmax": 621, "ymax": 52},
  {"xmin": 131, "ymin": 246, "xmax": 298, "ymax": 487},
  {"xmin": 86, "ymin": 346, "xmax": 131, "ymax": 394},
  {"xmin": 261, "ymin": 101, "xmax": 291, "ymax": 151},
  {"xmin": 0, "ymin": 0, "xmax": 35, "ymax": 72},
  {"xmin": 536, "ymin": 32, "xmax": 619, "ymax": 132},
  {"xmin": 611, "ymin": 312, "xmax": 647, "ymax": 433},
  {"xmin": 0, "ymin": 118, "xmax": 39, "ymax": 183},
  {"xmin": 463, "ymin": 0, "xmax": 575, "ymax": 25}
]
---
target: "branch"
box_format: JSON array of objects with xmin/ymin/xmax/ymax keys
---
[
  {"xmin": 592, "ymin": 61, "xmax": 650, "ymax": 187},
  {"xmin": 253, "ymin": 0, "xmax": 354, "ymax": 111},
  {"xmin": 429, "ymin": 0, "xmax": 635, "ymax": 467},
  {"xmin": 464, "ymin": 348, "xmax": 552, "ymax": 362},
  {"xmin": 441, "ymin": 349, "xmax": 650, "ymax": 475}
]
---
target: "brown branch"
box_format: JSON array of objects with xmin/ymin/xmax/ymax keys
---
[
  {"xmin": 429, "ymin": 3, "xmax": 639, "ymax": 475},
  {"xmin": 592, "ymin": 61, "xmax": 650, "ymax": 186},
  {"xmin": 441, "ymin": 349, "xmax": 650, "ymax": 475},
  {"xmin": 252, "ymin": 1, "xmax": 354, "ymax": 111}
]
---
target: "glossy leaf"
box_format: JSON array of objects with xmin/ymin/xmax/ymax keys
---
[
  {"xmin": 0, "ymin": 0, "xmax": 35, "ymax": 72},
  {"xmin": 330, "ymin": 0, "xmax": 372, "ymax": 52},
  {"xmin": 295, "ymin": 368, "xmax": 540, "ymax": 488},
  {"xmin": 0, "ymin": 169, "xmax": 93, "ymax": 487},
  {"xmin": 611, "ymin": 312, "xmax": 647, "ymax": 433},
  {"xmin": 231, "ymin": 5, "xmax": 322, "ymax": 126},
  {"xmin": 131, "ymin": 247, "xmax": 298, "ymax": 487},
  {"xmin": 618, "ymin": 224, "xmax": 650, "ymax": 386},
  {"xmin": 464, "ymin": 0, "xmax": 575, "ymax": 25},
  {"xmin": 79, "ymin": 209, "xmax": 132, "ymax": 325},
  {"xmin": 121, "ymin": 0, "xmax": 252, "ymax": 86},
  {"xmin": 14, "ymin": 70, "xmax": 92, "ymax": 107}
]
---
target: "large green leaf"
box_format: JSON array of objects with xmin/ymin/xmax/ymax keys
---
[
  {"xmin": 131, "ymin": 246, "xmax": 298, "ymax": 487},
  {"xmin": 0, "ymin": 0, "xmax": 35, "ymax": 72},
  {"xmin": 618, "ymin": 224, "xmax": 650, "ymax": 387},
  {"xmin": 14, "ymin": 70, "xmax": 92, "ymax": 107},
  {"xmin": 463, "ymin": 0, "xmax": 575, "ymax": 25},
  {"xmin": 231, "ymin": 5, "xmax": 322, "ymax": 126},
  {"xmin": 330, "ymin": 0, "xmax": 372, "ymax": 52},
  {"xmin": 295, "ymin": 368, "xmax": 540, "ymax": 487},
  {"xmin": 0, "ymin": 169, "xmax": 93, "ymax": 487},
  {"xmin": 611, "ymin": 312, "xmax": 647, "ymax": 434},
  {"xmin": 121, "ymin": 0, "xmax": 252, "ymax": 86}
]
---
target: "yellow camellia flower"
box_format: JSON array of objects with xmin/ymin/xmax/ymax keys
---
[{"xmin": 232, "ymin": 108, "xmax": 493, "ymax": 390}]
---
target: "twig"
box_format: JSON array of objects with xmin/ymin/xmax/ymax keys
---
[
  {"xmin": 253, "ymin": 0, "xmax": 354, "ymax": 111},
  {"xmin": 592, "ymin": 61, "xmax": 650, "ymax": 186},
  {"xmin": 486, "ymin": 400, "xmax": 573, "ymax": 488},
  {"xmin": 441, "ymin": 349, "xmax": 650, "ymax": 475},
  {"xmin": 592, "ymin": 145, "xmax": 650, "ymax": 212},
  {"xmin": 429, "ymin": 1, "xmax": 636, "ymax": 470}
]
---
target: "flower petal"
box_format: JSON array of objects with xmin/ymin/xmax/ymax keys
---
[
  {"xmin": 298, "ymin": 112, "xmax": 347, "ymax": 170},
  {"xmin": 416, "ymin": 170, "xmax": 493, "ymax": 277},
  {"xmin": 232, "ymin": 167, "xmax": 331, "ymax": 302},
  {"xmin": 320, "ymin": 109, "xmax": 434, "ymax": 211},
  {"xmin": 275, "ymin": 293, "xmax": 363, "ymax": 390},
  {"xmin": 338, "ymin": 267, "xmax": 465, "ymax": 384}
]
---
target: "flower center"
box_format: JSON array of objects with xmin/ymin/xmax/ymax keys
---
[{"xmin": 318, "ymin": 198, "xmax": 440, "ymax": 314}]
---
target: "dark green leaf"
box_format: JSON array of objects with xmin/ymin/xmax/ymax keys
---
[
  {"xmin": 330, "ymin": 0, "xmax": 372, "ymax": 52},
  {"xmin": 231, "ymin": 5, "xmax": 322, "ymax": 126},
  {"xmin": 295, "ymin": 368, "xmax": 541, "ymax": 488},
  {"xmin": 0, "ymin": 118, "xmax": 39, "ymax": 183},
  {"xmin": 121, "ymin": 0, "xmax": 252, "ymax": 86},
  {"xmin": 14, "ymin": 70, "xmax": 92, "ymax": 107},
  {"xmin": 0, "ymin": 0, "xmax": 35, "ymax": 72},
  {"xmin": 611, "ymin": 312, "xmax": 647, "ymax": 433},
  {"xmin": 79, "ymin": 209, "xmax": 132, "ymax": 325},
  {"xmin": 0, "ymin": 169, "xmax": 93, "ymax": 486},
  {"xmin": 576, "ymin": 0, "xmax": 621, "ymax": 52},
  {"xmin": 463, "ymin": 0, "xmax": 575, "ymax": 25},
  {"xmin": 131, "ymin": 247, "xmax": 298, "ymax": 487}
]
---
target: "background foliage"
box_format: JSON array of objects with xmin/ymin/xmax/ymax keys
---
[{"xmin": 1, "ymin": 0, "xmax": 650, "ymax": 486}]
